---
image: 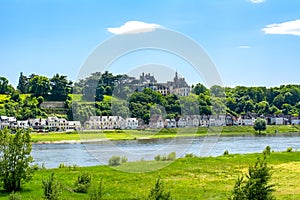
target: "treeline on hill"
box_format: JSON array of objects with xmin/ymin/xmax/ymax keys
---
[{"xmin": 1, "ymin": 71, "xmax": 300, "ymax": 123}]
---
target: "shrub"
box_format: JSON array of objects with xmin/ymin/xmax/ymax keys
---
[
  {"xmin": 223, "ymin": 150, "xmax": 229, "ymax": 156},
  {"xmin": 263, "ymin": 146, "xmax": 271, "ymax": 155},
  {"xmin": 287, "ymin": 147, "xmax": 293, "ymax": 152},
  {"xmin": 229, "ymin": 155, "xmax": 275, "ymax": 200},
  {"xmin": 89, "ymin": 178, "xmax": 104, "ymax": 200},
  {"xmin": 42, "ymin": 172, "xmax": 61, "ymax": 200},
  {"xmin": 155, "ymin": 153, "xmax": 176, "ymax": 161},
  {"xmin": 167, "ymin": 152, "xmax": 176, "ymax": 161},
  {"xmin": 74, "ymin": 173, "xmax": 92, "ymax": 193},
  {"xmin": 58, "ymin": 163, "xmax": 66, "ymax": 168},
  {"xmin": 154, "ymin": 155, "xmax": 161, "ymax": 161},
  {"xmin": 121, "ymin": 156, "xmax": 128, "ymax": 163},
  {"xmin": 185, "ymin": 153, "xmax": 196, "ymax": 158},
  {"xmin": 108, "ymin": 156, "xmax": 121, "ymax": 166},
  {"xmin": 148, "ymin": 179, "xmax": 171, "ymax": 200},
  {"xmin": 8, "ymin": 192, "xmax": 22, "ymax": 200},
  {"xmin": 161, "ymin": 155, "xmax": 167, "ymax": 161}
]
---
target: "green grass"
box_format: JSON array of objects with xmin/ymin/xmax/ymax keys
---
[
  {"xmin": 69, "ymin": 94, "xmax": 116, "ymax": 105},
  {"xmin": 0, "ymin": 94, "xmax": 9, "ymax": 101},
  {"xmin": 1, "ymin": 151, "xmax": 300, "ymax": 199},
  {"xmin": 30, "ymin": 125, "xmax": 300, "ymax": 143},
  {"xmin": 69, "ymin": 94, "xmax": 83, "ymax": 102},
  {"xmin": 19, "ymin": 93, "xmax": 31, "ymax": 100}
]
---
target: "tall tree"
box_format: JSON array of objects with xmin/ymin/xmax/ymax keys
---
[
  {"xmin": 0, "ymin": 77, "xmax": 9, "ymax": 94},
  {"xmin": 50, "ymin": 74, "xmax": 72, "ymax": 101},
  {"xmin": 193, "ymin": 83, "xmax": 208, "ymax": 95},
  {"xmin": 29, "ymin": 75, "xmax": 51, "ymax": 97},
  {"xmin": 17, "ymin": 72, "xmax": 29, "ymax": 93},
  {"xmin": 0, "ymin": 128, "xmax": 36, "ymax": 192}
]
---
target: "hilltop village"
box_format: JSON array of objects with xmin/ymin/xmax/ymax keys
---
[{"xmin": 1, "ymin": 72, "xmax": 300, "ymax": 132}]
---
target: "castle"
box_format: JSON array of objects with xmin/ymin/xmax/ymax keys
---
[{"xmin": 136, "ymin": 72, "xmax": 190, "ymax": 96}]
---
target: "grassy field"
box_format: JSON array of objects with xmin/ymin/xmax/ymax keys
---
[
  {"xmin": 30, "ymin": 125, "xmax": 300, "ymax": 143},
  {"xmin": 0, "ymin": 94, "xmax": 10, "ymax": 101},
  {"xmin": 69, "ymin": 94, "xmax": 115, "ymax": 105},
  {"xmin": 0, "ymin": 151, "xmax": 299, "ymax": 199}
]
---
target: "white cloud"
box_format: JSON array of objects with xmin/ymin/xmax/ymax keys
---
[
  {"xmin": 262, "ymin": 19, "xmax": 300, "ymax": 36},
  {"xmin": 107, "ymin": 21, "xmax": 161, "ymax": 35},
  {"xmin": 249, "ymin": 0, "xmax": 265, "ymax": 3},
  {"xmin": 237, "ymin": 45, "xmax": 251, "ymax": 49}
]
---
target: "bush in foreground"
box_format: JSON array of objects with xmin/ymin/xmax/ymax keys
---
[
  {"xmin": 74, "ymin": 173, "xmax": 92, "ymax": 193},
  {"xmin": 148, "ymin": 179, "xmax": 171, "ymax": 200},
  {"xmin": 0, "ymin": 128, "xmax": 36, "ymax": 192},
  {"xmin": 42, "ymin": 172, "xmax": 61, "ymax": 200},
  {"xmin": 89, "ymin": 178, "xmax": 105, "ymax": 200},
  {"xmin": 229, "ymin": 155, "xmax": 275, "ymax": 200},
  {"xmin": 8, "ymin": 192, "xmax": 22, "ymax": 200}
]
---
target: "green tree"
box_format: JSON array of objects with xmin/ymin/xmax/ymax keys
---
[
  {"xmin": 0, "ymin": 77, "xmax": 10, "ymax": 94},
  {"xmin": 254, "ymin": 118, "xmax": 267, "ymax": 134},
  {"xmin": 192, "ymin": 83, "xmax": 208, "ymax": 95},
  {"xmin": 282, "ymin": 103, "xmax": 293, "ymax": 115},
  {"xmin": 210, "ymin": 85, "xmax": 225, "ymax": 97},
  {"xmin": 95, "ymin": 85, "xmax": 105, "ymax": 102},
  {"xmin": 17, "ymin": 72, "xmax": 29, "ymax": 94},
  {"xmin": 0, "ymin": 128, "xmax": 35, "ymax": 192},
  {"xmin": 229, "ymin": 155, "xmax": 275, "ymax": 200},
  {"xmin": 148, "ymin": 179, "xmax": 171, "ymax": 200},
  {"xmin": 272, "ymin": 94, "xmax": 284, "ymax": 109},
  {"xmin": 255, "ymin": 101, "xmax": 269, "ymax": 115},
  {"xmin": 49, "ymin": 74, "xmax": 72, "ymax": 101},
  {"xmin": 29, "ymin": 75, "xmax": 51, "ymax": 97}
]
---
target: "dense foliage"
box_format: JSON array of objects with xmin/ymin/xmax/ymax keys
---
[
  {"xmin": 0, "ymin": 128, "xmax": 36, "ymax": 192},
  {"xmin": 254, "ymin": 118, "xmax": 267, "ymax": 134},
  {"xmin": 1, "ymin": 71, "xmax": 300, "ymax": 122}
]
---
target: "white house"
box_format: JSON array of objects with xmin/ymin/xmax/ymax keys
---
[
  {"xmin": 67, "ymin": 121, "xmax": 81, "ymax": 130},
  {"xmin": 47, "ymin": 116, "xmax": 72, "ymax": 131},
  {"xmin": 85, "ymin": 116, "xmax": 125, "ymax": 129},
  {"xmin": 200, "ymin": 115, "xmax": 209, "ymax": 127},
  {"xmin": 125, "ymin": 118, "xmax": 138, "ymax": 129},
  {"xmin": 17, "ymin": 120, "xmax": 30, "ymax": 129},
  {"xmin": 242, "ymin": 118, "xmax": 255, "ymax": 126},
  {"xmin": 28, "ymin": 118, "xmax": 47, "ymax": 131},
  {"xmin": 209, "ymin": 115, "xmax": 226, "ymax": 126},
  {"xmin": 177, "ymin": 117, "xmax": 187, "ymax": 128},
  {"xmin": 149, "ymin": 115, "xmax": 164, "ymax": 129},
  {"xmin": 270, "ymin": 117, "xmax": 284, "ymax": 125},
  {"xmin": 291, "ymin": 117, "xmax": 300, "ymax": 125},
  {"xmin": 0, "ymin": 116, "xmax": 10, "ymax": 129},
  {"xmin": 191, "ymin": 115, "xmax": 201, "ymax": 127},
  {"xmin": 234, "ymin": 117, "xmax": 255, "ymax": 126},
  {"xmin": 164, "ymin": 119, "xmax": 176, "ymax": 128}
]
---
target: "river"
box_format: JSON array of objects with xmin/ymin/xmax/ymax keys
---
[{"xmin": 32, "ymin": 133, "xmax": 300, "ymax": 168}]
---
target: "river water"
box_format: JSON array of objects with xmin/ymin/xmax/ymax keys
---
[{"xmin": 32, "ymin": 133, "xmax": 300, "ymax": 168}]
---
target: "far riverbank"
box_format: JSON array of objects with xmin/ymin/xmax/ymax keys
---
[{"xmin": 30, "ymin": 124, "xmax": 300, "ymax": 144}]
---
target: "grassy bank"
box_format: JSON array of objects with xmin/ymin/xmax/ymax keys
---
[
  {"xmin": 30, "ymin": 125, "xmax": 300, "ymax": 143},
  {"xmin": 1, "ymin": 151, "xmax": 299, "ymax": 199}
]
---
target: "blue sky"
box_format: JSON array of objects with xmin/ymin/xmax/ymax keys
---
[{"xmin": 1, "ymin": 0, "xmax": 300, "ymax": 87}]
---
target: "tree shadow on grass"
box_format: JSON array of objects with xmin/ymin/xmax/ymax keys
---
[{"xmin": 0, "ymin": 187, "xmax": 34, "ymax": 197}]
